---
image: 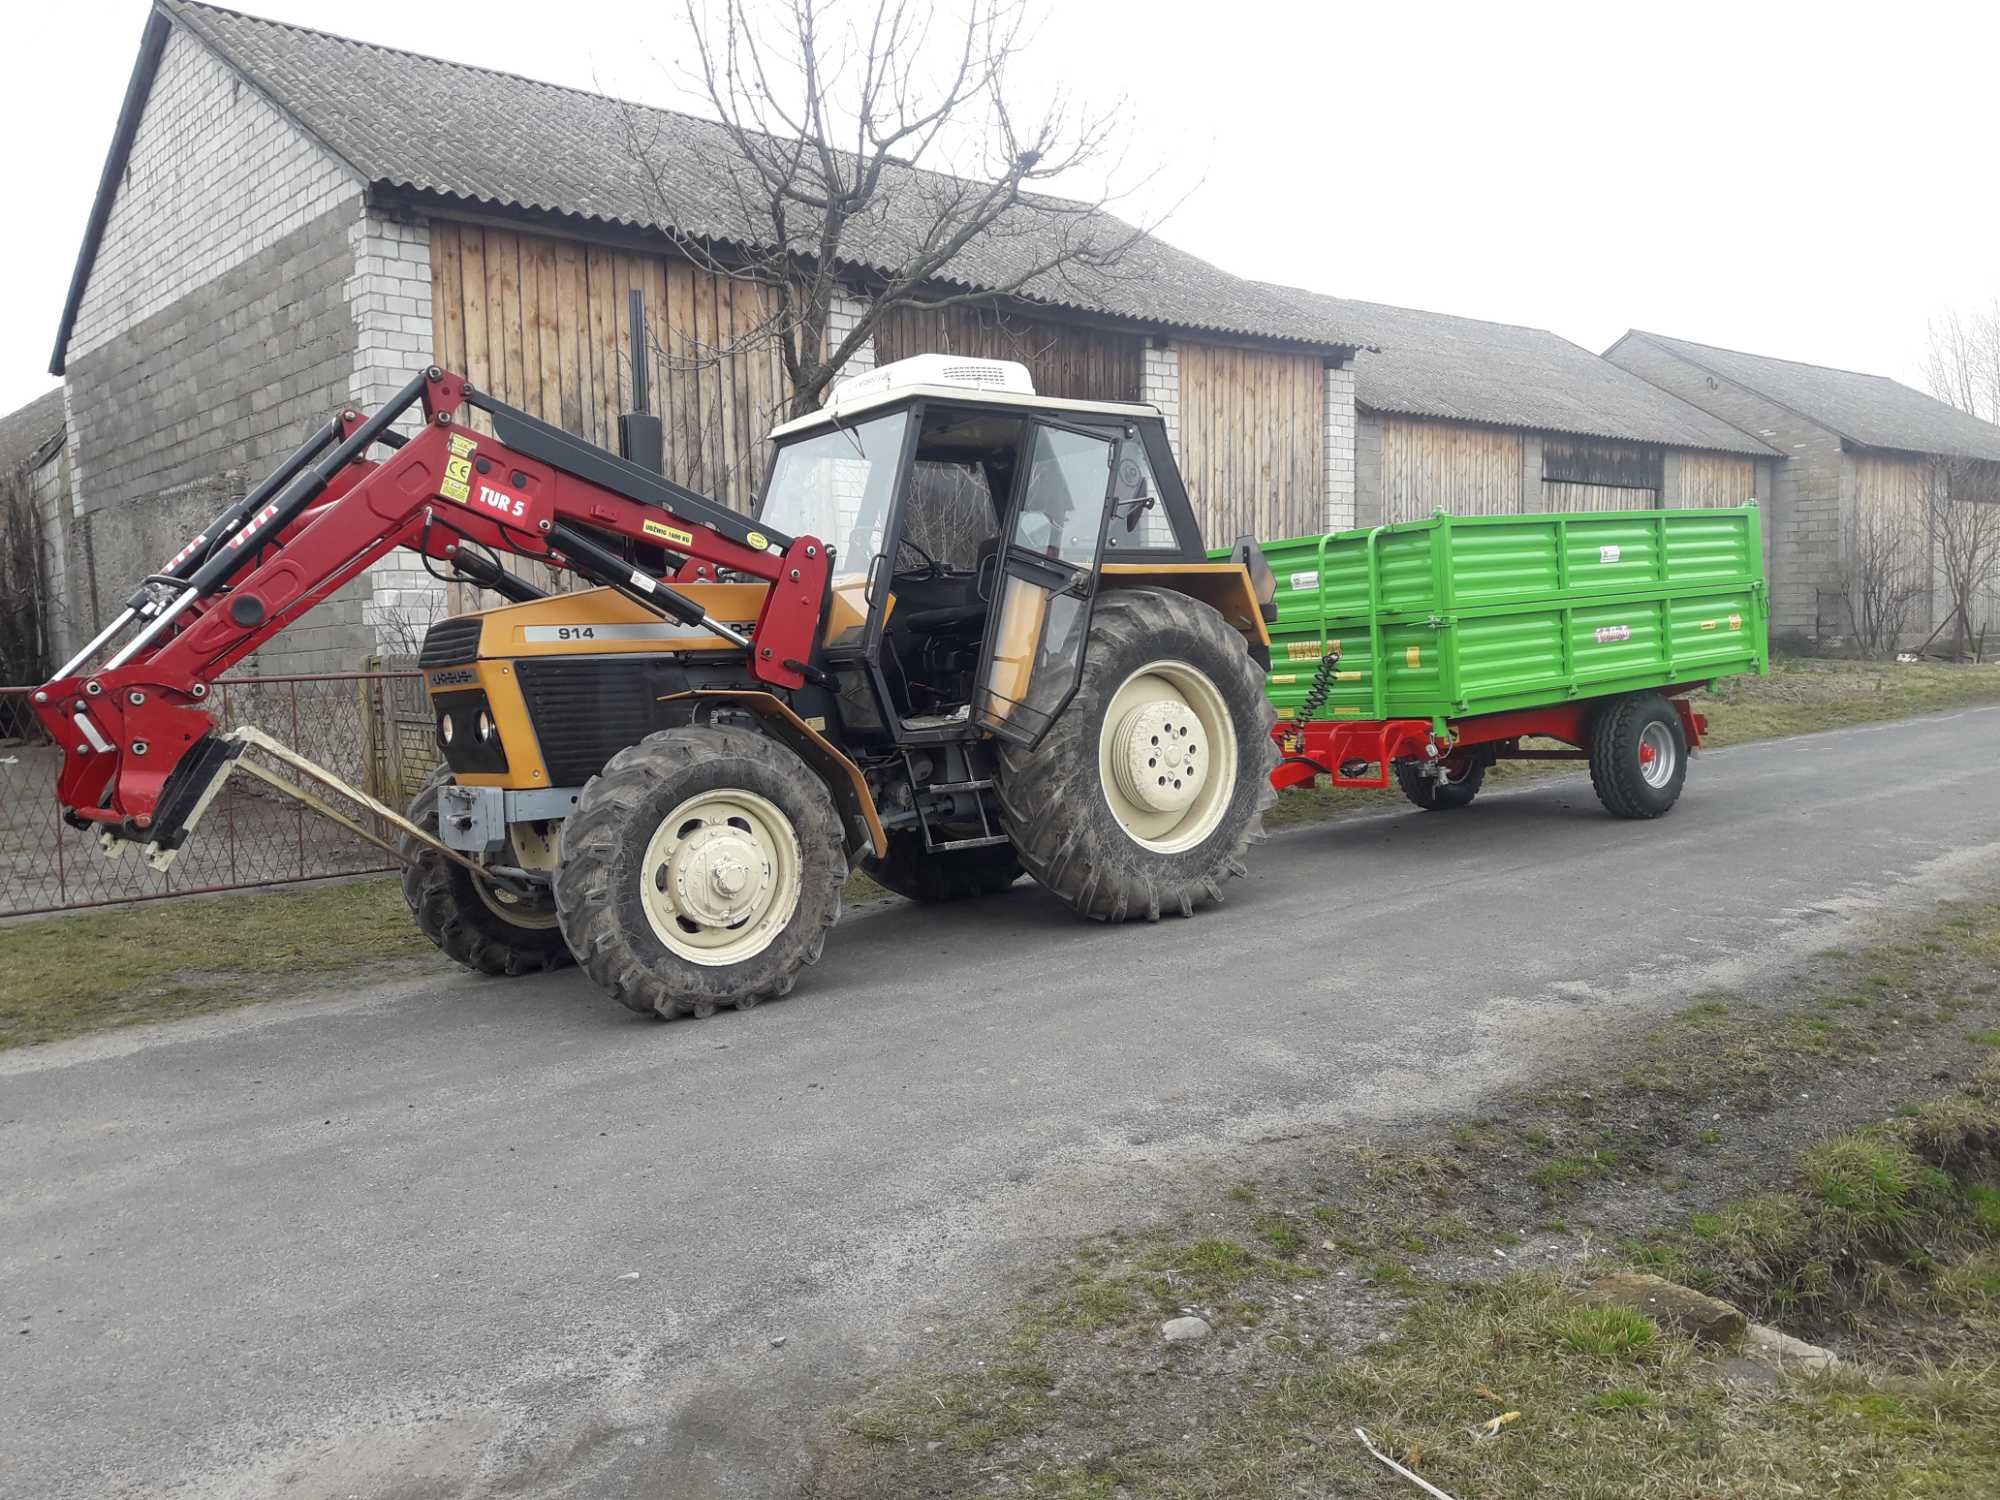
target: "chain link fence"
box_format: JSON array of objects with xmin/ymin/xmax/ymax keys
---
[{"xmin": 0, "ymin": 671, "xmax": 440, "ymax": 917}]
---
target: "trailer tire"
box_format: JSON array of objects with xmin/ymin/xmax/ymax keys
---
[
  {"xmin": 859, "ymin": 833, "xmax": 1022, "ymax": 903},
  {"xmin": 1393, "ymin": 749, "xmax": 1490, "ymax": 811},
  {"xmin": 554, "ymin": 726, "xmax": 845, "ymax": 1019},
  {"xmin": 401, "ymin": 768, "xmax": 574, "ymax": 977},
  {"xmin": 1589, "ymin": 693, "xmax": 1688, "ymax": 819},
  {"xmin": 995, "ymin": 587, "xmax": 1277, "ymax": 922}
]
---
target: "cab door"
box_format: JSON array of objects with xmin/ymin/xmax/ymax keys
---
[{"xmin": 974, "ymin": 421, "xmax": 1120, "ymax": 745}]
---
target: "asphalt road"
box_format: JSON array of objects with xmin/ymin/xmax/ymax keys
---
[{"xmin": 5, "ymin": 706, "xmax": 1998, "ymax": 1499}]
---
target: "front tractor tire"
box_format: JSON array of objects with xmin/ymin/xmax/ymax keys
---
[
  {"xmin": 401, "ymin": 767, "xmax": 574, "ymax": 977},
  {"xmin": 995, "ymin": 587, "xmax": 1277, "ymax": 922},
  {"xmin": 553, "ymin": 726, "xmax": 846, "ymax": 1020}
]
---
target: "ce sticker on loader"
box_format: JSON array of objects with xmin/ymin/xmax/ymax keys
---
[{"xmin": 441, "ymin": 432, "xmax": 477, "ymax": 505}]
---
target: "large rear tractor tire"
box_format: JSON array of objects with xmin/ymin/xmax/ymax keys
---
[
  {"xmin": 858, "ymin": 833, "xmax": 1023, "ymax": 903},
  {"xmin": 401, "ymin": 767, "xmax": 574, "ymax": 977},
  {"xmin": 1588, "ymin": 692, "xmax": 1688, "ymax": 819},
  {"xmin": 553, "ymin": 726, "xmax": 846, "ymax": 1019},
  {"xmin": 1393, "ymin": 748, "xmax": 1491, "ymax": 811},
  {"xmin": 994, "ymin": 587, "xmax": 1277, "ymax": 922}
]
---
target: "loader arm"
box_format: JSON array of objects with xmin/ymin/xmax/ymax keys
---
[{"xmin": 32, "ymin": 367, "xmax": 830, "ymax": 849}]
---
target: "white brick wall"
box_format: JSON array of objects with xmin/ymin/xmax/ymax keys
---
[
  {"xmin": 1322, "ymin": 363, "xmax": 1357, "ymax": 532},
  {"xmin": 347, "ymin": 210, "xmax": 449, "ymax": 649},
  {"xmin": 69, "ymin": 27, "xmax": 362, "ymax": 362},
  {"xmin": 1141, "ymin": 342, "xmax": 1181, "ymax": 457},
  {"xmin": 825, "ymin": 292, "xmax": 877, "ymax": 381}
]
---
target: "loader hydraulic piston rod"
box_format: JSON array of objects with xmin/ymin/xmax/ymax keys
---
[
  {"xmin": 102, "ymin": 370, "xmax": 433, "ymax": 671},
  {"xmin": 546, "ymin": 520, "xmax": 751, "ymax": 649}
]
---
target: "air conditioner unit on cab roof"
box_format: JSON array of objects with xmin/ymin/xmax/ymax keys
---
[{"xmin": 828, "ymin": 354, "xmax": 1036, "ymax": 407}]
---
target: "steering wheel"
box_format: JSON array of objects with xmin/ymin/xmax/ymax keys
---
[{"xmin": 894, "ymin": 533, "xmax": 944, "ymax": 577}]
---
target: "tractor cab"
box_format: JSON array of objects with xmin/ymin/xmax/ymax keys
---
[{"xmin": 756, "ymin": 355, "xmax": 1212, "ymax": 749}]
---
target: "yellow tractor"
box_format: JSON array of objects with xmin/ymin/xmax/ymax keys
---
[{"xmin": 40, "ymin": 354, "xmax": 1279, "ymax": 1020}]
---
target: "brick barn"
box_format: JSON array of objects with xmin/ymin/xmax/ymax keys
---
[{"xmin": 45, "ymin": 0, "xmax": 1368, "ymax": 673}]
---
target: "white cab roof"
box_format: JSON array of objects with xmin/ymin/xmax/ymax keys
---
[{"xmin": 767, "ymin": 384, "xmax": 1162, "ymax": 442}]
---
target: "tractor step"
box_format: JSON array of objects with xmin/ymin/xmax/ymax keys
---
[{"xmin": 930, "ymin": 833, "xmax": 1012, "ymax": 852}]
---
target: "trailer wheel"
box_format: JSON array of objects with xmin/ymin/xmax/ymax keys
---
[
  {"xmin": 995, "ymin": 587, "xmax": 1276, "ymax": 922},
  {"xmin": 858, "ymin": 833, "xmax": 1022, "ymax": 903},
  {"xmin": 1589, "ymin": 693, "xmax": 1688, "ymax": 819},
  {"xmin": 401, "ymin": 768, "xmax": 574, "ymax": 977},
  {"xmin": 554, "ymin": 726, "xmax": 846, "ymax": 1019},
  {"xmin": 1393, "ymin": 748, "xmax": 1490, "ymax": 811}
]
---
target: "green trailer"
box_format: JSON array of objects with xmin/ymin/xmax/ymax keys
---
[{"xmin": 1233, "ymin": 506, "xmax": 1769, "ymax": 817}]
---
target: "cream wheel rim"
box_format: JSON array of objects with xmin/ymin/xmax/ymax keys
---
[
  {"xmin": 474, "ymin": 874, "xmax": 561, "ymax": 931},
  {"xmin": 1097, "ymin": 659, "xmax": 1238, "ymax": 853},
  {"xmin": 639, "ymin": 789, "xmax": 801, "ymax": 965}
]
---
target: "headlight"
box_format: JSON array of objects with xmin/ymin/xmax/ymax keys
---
[
  {"xmin": 477, "ymin": 710, "xmax": 495, "ymax": 742},
  {"xmin": 439, "ymin": 712, "xmax": 455, "ymax": 745}
]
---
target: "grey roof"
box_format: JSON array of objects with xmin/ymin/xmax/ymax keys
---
[
  {"xmin": 59, "ymin": 2, "xmax": 1364, "ymax": 363},
  {"xmin": 0, "ymin": 389, "xmax": 64, "ymax": 473},
  {"xmin": 1265, "ymin": 287, "xmax": 1776, "ymax": 457},
  {"xmin": 1615, "ymin": 331, "xmax": 2000, "ymax": 462}
]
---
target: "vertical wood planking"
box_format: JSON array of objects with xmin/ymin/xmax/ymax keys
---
[
  {"xmin": 554, "ymin": 241, "xmax": 584, "ymax": 435},
  {"xmin": 1175, "ymin": 340, "xmax": 1321, "ymax": 543},
  {"xmin": 874, "ymin": 304, "xmax": 1142, "ymax": 400},
  {"xmin": 1378, "ymin": 416, "xmax": 1523, "ymax": 521},
  {"xmin": 1678, "ymin": 452, "xmax": 1757, "ymax": 506}
]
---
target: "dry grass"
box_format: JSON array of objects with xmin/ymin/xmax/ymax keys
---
[{"xmin": 0, "ymin": 878, "xmax": 432, "ymax": 1049}]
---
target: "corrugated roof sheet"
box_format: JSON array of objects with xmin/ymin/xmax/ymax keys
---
[
  {"xmin": 0, "ymin": 389, "xmax": 65, "ymax": 473},
  {"xmin": 158, "ymin": 1, "xmax": 1368, "ymax": 353},
  {"xmin": 1617, "ymin": 331, "xmax": 2000, "ymax": 462},
  {"xmin": 1264, "ymin": 287, "xmax": 1776, "ymax": 457}
]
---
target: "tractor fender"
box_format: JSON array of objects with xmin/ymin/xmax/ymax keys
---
[
  {"xmin": 661, "ymin": 689, "xmax": 888, "ymax": 860},
  {"xmin": 1098, "ymin": 562, "xmax": 1271, "ymax": 655}
]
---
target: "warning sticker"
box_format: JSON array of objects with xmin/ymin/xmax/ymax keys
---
[
  {"xmin": 1599, "ymin": 544, "xmax": 1622, "ymax": 565},
  {"xmin": 1290, "ymin": 570, "xmax": 1318, "ymax": 592},
  {"xmin": 745, "ymin": 529, "xmax": 770, "ymax": 551},
  {"xmin": 1405, "ymin": 645, "xmax": 1422, "ymax": 668},
  {"xmin": 1728, "ymin": 613, "xmax": 1743, "ymax": 631},
  {"xmin": 643, "ymin": 519, "xmax": 696, "ymax": 549},
  {"xmin": 1699, "ymin": 619, "xmax": 1718, "ymax": 631},
  {"xmin": 1594, "ymin": 625, "xmax": 1632, "ymax": 644},
  {"xmin": 1285, "ymin": 638, "xmax": 1337, "ymax": 661},
  {"xmin": 447, "ymin": 432, "xmax": 478, "ymax": 458}
]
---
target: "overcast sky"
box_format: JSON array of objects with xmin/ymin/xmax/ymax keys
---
[{"xmin": 4, "ymin": 0, "xmax": 1994, "ymax": 417}]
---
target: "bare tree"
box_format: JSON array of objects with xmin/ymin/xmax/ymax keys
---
[
  {"xmin": 626, "ymin": 0, "xmax": 1160, "ymax": 416},
  {"xmin": 1919, "ymin": 454, "xmax": 2000, "ymax": 661},
  {"xmin": 1924, "ymin": 304, "xmax": 2000, "ymax": 425},
  {"xmin": 1840, "ymin": 498, "xmax": 1925, "ymax": 656}
]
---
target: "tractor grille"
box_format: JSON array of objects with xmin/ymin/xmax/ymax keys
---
[
  {"xmin": 515, "ymin": 657, "xmax": 675, "ymax": 785},
  {"xmin": 417, "ymin": 616, "xmax": 484, "ymax": 669}
]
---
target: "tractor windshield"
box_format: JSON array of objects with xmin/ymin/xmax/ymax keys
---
[{"xmin": 758, "ymin": 411, "xmax": 910, "ymax": 578}]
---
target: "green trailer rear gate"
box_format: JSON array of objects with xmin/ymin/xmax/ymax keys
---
[{"xmin": 1233, "ymin": 507, "xmax": 1768, "ymax": 726}]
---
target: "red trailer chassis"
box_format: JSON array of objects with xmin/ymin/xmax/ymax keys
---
[{"xmin": 1270, "ymin": 688, "xmax": 1709, "ymax": 791}]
